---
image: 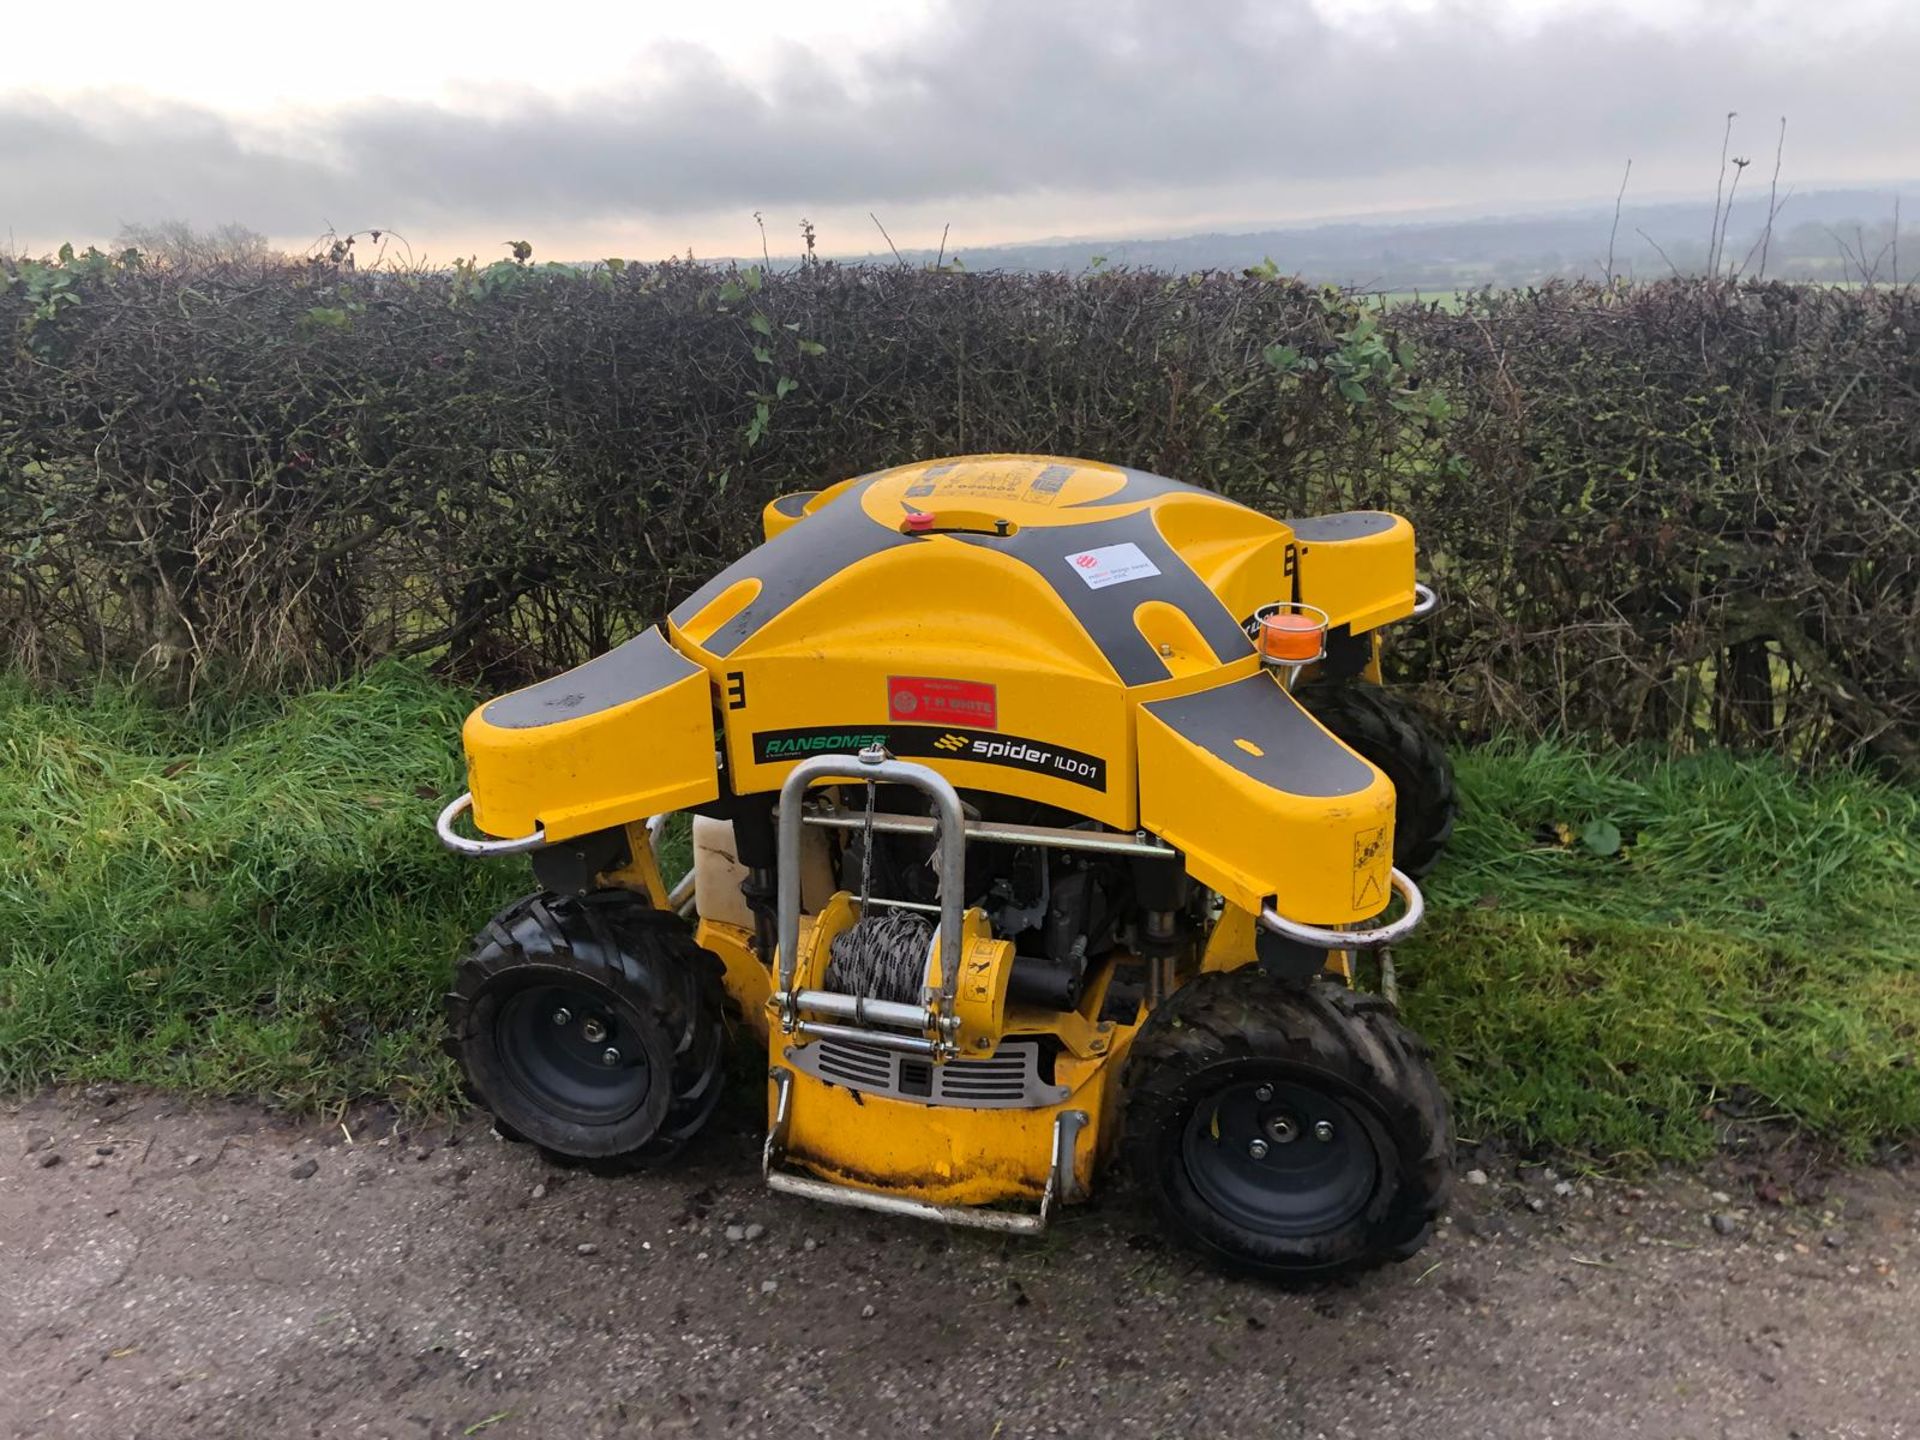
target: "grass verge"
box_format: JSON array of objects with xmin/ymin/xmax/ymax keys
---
[
  {"xmin": 2, "ymin": 667, "xmax": 1916, "ymax": 1160},
  {"xmin": 1403, "ymin": 742, "xmax": 1920, "ymax": 1163},
  {"xmin": 0, "ymin": 666, "xmax": 522, "ymax": 1112}
]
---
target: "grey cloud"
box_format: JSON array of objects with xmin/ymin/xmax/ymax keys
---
[{"xmin": 5, "ymin": 0, "xmax": 1917, "ymax": 241}]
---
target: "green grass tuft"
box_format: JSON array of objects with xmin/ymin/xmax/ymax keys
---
[{"xmin": 2, "ymin": 672, "xmax": 1916, "ymax": 1162}]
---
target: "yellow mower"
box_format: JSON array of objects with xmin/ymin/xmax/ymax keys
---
[{"xmin": 437, "ymin": 454, "xmax": 1456, "ymax": 1280}]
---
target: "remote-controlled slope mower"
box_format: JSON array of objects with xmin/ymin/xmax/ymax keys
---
[{"xmin": 438, "ymin": 454, "xmax": 1456, "ymax": 1280}]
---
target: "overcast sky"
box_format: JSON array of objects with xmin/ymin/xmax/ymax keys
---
[{"xmin": 3, "ymin": 0, "xmax": 1915, "ymax": 261}]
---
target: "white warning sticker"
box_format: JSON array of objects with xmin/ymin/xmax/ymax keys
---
[{"xmin": 1064, "ymin": 541, "xmax": 1161, "ymax": 590}]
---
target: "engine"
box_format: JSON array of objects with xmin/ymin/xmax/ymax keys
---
[{"xmin": 830, "ymin": 785, "xmax": 1188, "ymax": 1014}]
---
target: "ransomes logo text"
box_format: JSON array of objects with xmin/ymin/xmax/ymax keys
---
[
  {"xmin": 757, "ymin": 731, "xmax": 888, "ymax": 759},
  {"xmin": 751, "ymin": 724, "xmax": 1108, "ymax": 791}
]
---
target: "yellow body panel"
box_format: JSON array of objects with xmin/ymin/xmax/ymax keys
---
[
  {"xmin": 698, "ymin": 539, "xmax": 1143, "ymax": 829},
  {"xmin": 772, "ymin": 957, "xmax": 1142, "ymax": 1207},
  {"xmin": 772, "ymin": 1061, "xmax": 1115, "ymax": 1206},
  {"xmin": 696, "ymin": 917, "xmax": 772, "ymax": 1030},
  {"xmin": 1294, "ymin": 513, "xmax": 1418, "ymax": 633},
  {"xmin": 462, "ymin": 627, "xmax": 718, "ymax": 843},
  {"xmin": 1138, "ymin": 676, "xmax": 1396, "ymax": 923},
  {"xmin": 465, "ymin": 458, "xmax": 1421, "ymax": 892},
  {"xmin": 598, "ymin": 820, "xmax": 671, "ymax": 908},
  {"xmin": 660, "ymin": 456, "xmax": 1417, "ymax": 861},
  {"xmin": 706, "ymin": 904, "xmax": 1130, "ymax": 1208}
]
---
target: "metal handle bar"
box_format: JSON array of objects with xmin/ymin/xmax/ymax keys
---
[
  {"xmin": 775, "ymin": 748, "xmax": 967, "ymax": 1031},
  {"xmin": 436, "ymin": 792, "xmax": 547, "ymax": 857},
  {"xmin": 803, "ymin": 806, "xmax": 1177, "ymax": 860},
  {"xmin": 1259, "ymin": 868, "xmax": 1425, "ymax": 950},
  {"xmin": 1410, "ymin": 583, "xmax": 1439, "ymax": 618}
]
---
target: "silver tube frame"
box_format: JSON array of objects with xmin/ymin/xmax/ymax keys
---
[
  {"xmin": 1259, "ymin": 867, "xmax": 1425, "ymax": 950},
  {"xmin": 435, "ymin": 792, "xmax": 548, "ymax": 857},
  {"xmin": 802, "ymin": 807, "xmax": 1177, "ymax": 860},
  {"xmin": 791, "ymin": 1020, "xmax": 940, "ymax": 1056},
  {"xmin": 775, "ymin": 750, "xmax": 967, "ymax": 1037},
  {"xmin": 788, "ymin": 990, "xmax": 931, "ymax": 1031}
]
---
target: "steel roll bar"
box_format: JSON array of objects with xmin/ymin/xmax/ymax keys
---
[
  {"xmin": 775, "ymin": 747, "xmax": 968, "ymax": 1034},
  {"xmin": 1259, "ymin": 868, "xmax": 1425, "ymax": 950},
  {"xmin": 435, "ymin": 792, "xmax": 548, "ymax": 857}
]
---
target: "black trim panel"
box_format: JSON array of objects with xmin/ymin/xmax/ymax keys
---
[
  {"xmin": 1287, "ymin": 511, "xmax": 1398, "ymax": 542},
  {"xmin": 957, "ymin": 510, "xmax": 1253, "ymax": 685},
  {"xmin": 482, "ymin": 628, "xmax": 702, "ymax": 730},
  {"xmin": 1142, "ymin": 674, "xmax": 1374, "ymax": 798}
]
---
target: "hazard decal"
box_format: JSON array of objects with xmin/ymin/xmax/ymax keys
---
[{"xmin": 1351, "ymin": 825, "xmax": 1391, "ymax": 910}]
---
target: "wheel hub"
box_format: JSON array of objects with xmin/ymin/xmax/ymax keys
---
[
  {"xmin": 1182, "ymin": 1076, "xmax": 1380, "ymax": 1238},
  {"xmin": 497, "ymin": 984, "xmax": 651, "ymax": 1127}
]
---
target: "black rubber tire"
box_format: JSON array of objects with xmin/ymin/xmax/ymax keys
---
[
  {"xmin": 1297, "ymin": 682, "xmax": 1457, "ymax": 877},
  {"xmin": 1122, "ymin": 968, "xmax": 1451, "ymax": 1283},
  {"xmin": 446, "ymin": 890, "xmax": 728, "ymax": 1173}
]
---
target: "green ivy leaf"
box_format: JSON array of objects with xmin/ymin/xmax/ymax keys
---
[{"xmin": 1581, "ymin": 820, "xmax": 1623, "ymax": 857}]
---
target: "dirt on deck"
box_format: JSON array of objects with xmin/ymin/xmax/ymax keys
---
[{"xmin": 1, "ymin": 1086, "xmax": 1915, "ymax": 1440}]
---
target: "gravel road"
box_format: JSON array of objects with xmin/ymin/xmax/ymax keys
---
[{"xmin": 2, "ymin": 1087, "xmax": 1915, "ymax": 1439}]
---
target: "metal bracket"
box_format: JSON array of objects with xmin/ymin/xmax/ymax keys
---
[
  {"xmin": 762, "ymin": 1068, "xmax": 1086, "ymax": 1233},
  {"xmin": 1410, "ymin": 582, "xmax": 1439, "ymax": 618}
]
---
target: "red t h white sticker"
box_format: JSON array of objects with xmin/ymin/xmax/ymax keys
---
[
  {"xmin": 1064, "ymin": 541, "xmax": 1161, "ymax": 590},
  {"xmin": 888, "ymin": 676, "xmax": 998, "ymax": 728}
]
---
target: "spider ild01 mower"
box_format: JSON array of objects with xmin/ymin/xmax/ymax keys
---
[{"xmin": 437, "ymin": 454, "xmax": 1457, "ymax": 1280}]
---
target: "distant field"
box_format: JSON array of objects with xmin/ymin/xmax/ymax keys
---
[{"xmin": 1364, "ymin": 278, "xmax": 1890, "ymax": 309}]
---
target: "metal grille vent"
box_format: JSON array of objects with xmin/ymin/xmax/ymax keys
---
[{"xmin": 786, "ymin": 1037, "xmax": 1068, "ymax": 1109}]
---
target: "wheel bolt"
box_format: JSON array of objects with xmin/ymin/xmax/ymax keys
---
[
  {"xmin": 1313, "ymin": 1120, "xmax": 1335, "ymax": 1142},
  {"xmin": 551, "ymin": 1008, "xmax": 573, "ymax": 1026},
  {"xmin": 1254, "ymin": 1084, "xmax": 1274, "ymax": 1102},
  {"xmin": 1265, "ymin": 1114, "xmax": 1299, "ymax": 1145},
  {"xmin": 1247, "ymin": 1138, "xmax": 1270, "ymax": 1160},
  {"xmin": 601, "ymin": 1047, "xmax": 622, "ymax": 1068},
  {"xmin": 582, "ymin": 1018, "xmax": 607, "ymax": 1043}
]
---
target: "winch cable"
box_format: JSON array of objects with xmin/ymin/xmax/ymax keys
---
[{"xmin": 824, "ymin": 779, "xmax": 936, "ymax": 1006}]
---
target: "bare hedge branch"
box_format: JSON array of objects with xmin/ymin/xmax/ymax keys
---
[{"xmin": 2, "ymin": 252, "xmax": 1914, "ymax": 774}]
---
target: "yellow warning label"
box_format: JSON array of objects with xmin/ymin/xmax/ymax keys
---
[{"xmin": 1351, "ymin": 825, "xmax": 1390, "ymax": 910}]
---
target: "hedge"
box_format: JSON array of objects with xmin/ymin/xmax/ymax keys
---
[{"xmin": 2, "ymin": 250, "xmax": 1914, "ymax": 772}]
